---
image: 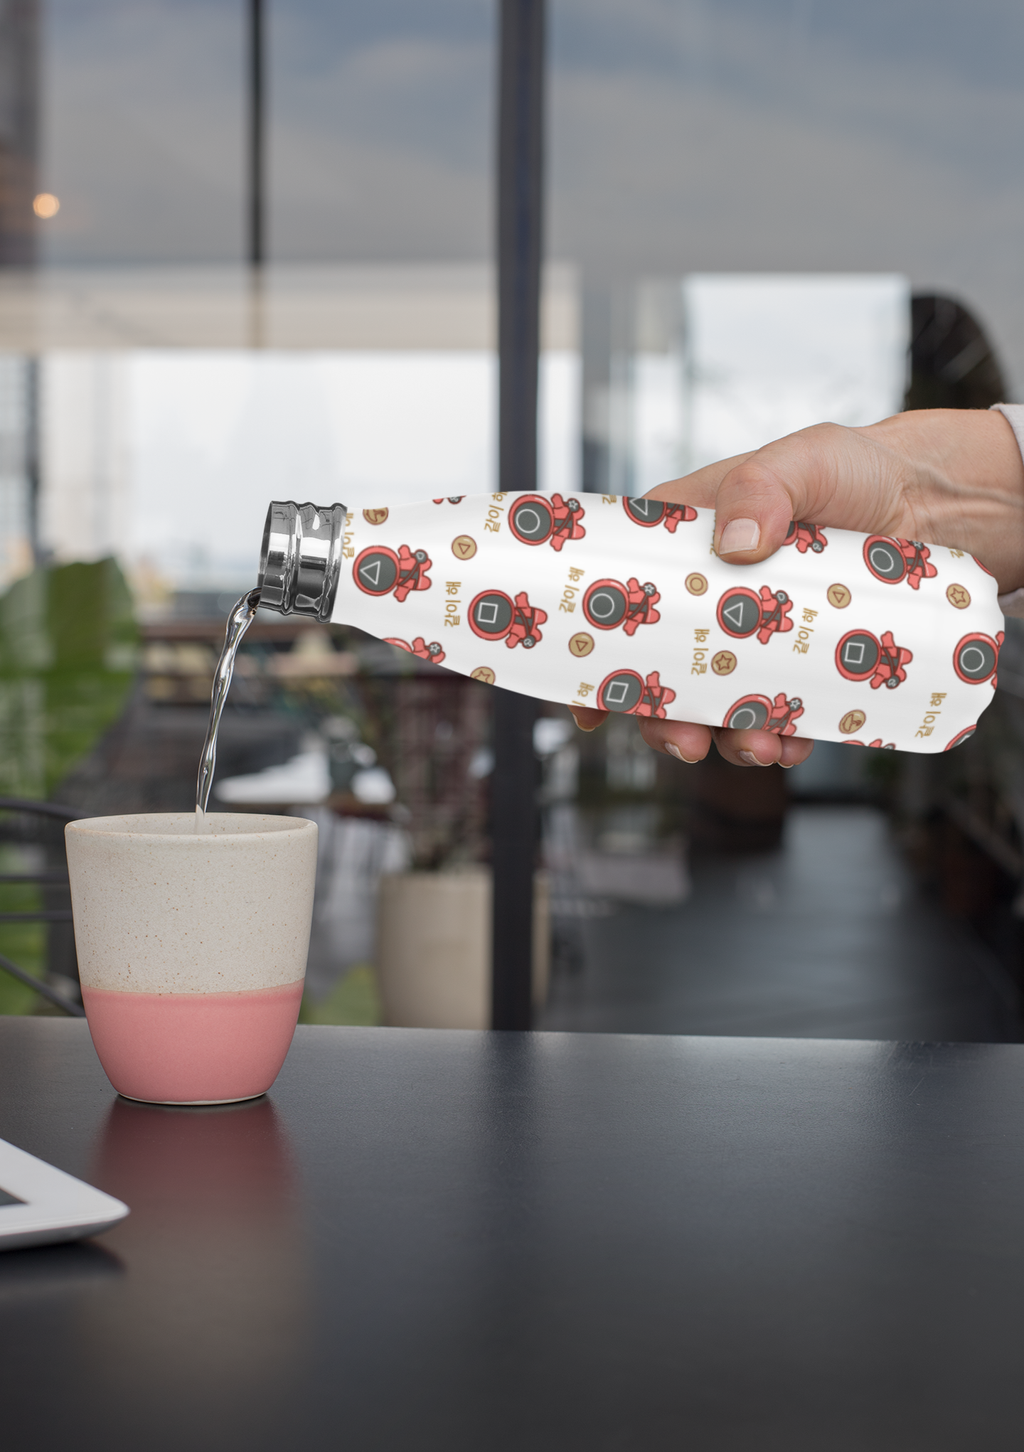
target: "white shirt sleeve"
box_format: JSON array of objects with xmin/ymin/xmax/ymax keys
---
[{"xmin": 990, "ymin": 404, "xmax": 1024, "ymax": 617}]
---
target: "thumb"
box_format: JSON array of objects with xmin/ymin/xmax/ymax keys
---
[
  {"xmin": 712, "ymin": 421, "xmax": 900, "ymax": 562},
  {"xmin": 713, "ymin": 456, "xmax": 797, "ymax": 562}
]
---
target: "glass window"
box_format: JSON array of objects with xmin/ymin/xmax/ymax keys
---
[
  {"xmin": 548, "ymin": 0, "xmax": 1024, "ymax": 486},
  {"xmin": 537, "ymin": 0, "xmax": 1024, "ymax": 1040}
]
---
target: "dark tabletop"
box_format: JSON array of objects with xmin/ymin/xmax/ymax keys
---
[{"xmin": 2, "ymin": 1021, "xmax": 1024, "ymax": 1451}]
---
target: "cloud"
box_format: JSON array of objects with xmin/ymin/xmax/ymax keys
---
[
  {"xmin": 41, "ymin": 2, "xmax": 492, "ymax": 264},
  {"xmin": 547, "ymin": 0, "xmax": 1024, "ymax": 387},
  {"xmin": 38, "ymin": 0, "xmax": 1024, "ymax": 386}
]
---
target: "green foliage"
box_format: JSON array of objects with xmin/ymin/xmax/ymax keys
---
[
  {"xmin": 299, "ymin": 965, "xmax": 382, "ymax": 1027},
  {"xmin": 0, "ymin": 846, "xmax": 45, "ymax": 1015},
  {"xmin": 0, "ymin": 559, "xmax": 138, "ymax": 798}
]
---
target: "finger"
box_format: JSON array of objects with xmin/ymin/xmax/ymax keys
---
[
  {"xmin": 712, "ymin": 422, "xmax": 903, "ymax": 563},
  {"xmin": 778, "ymin": 735, "xmax": 815, "ymax": 769},
  {"xmin": 712, "ymin": 457, "xmax": 799, "ymax": 562},
  {"xmin": 644, "ymin": 452, "xmax": 755, "ymax": 510},
  {"xmin": 708, "ymin": 726, "xmax": 794, "ymax": 767},
  {"xmin": 709, "ymin": 728, "xmax": 815, "ymax": 768},
  {"xmin": 644, "ymin": 425, "xmax": 884, "ymax": 562},
  {"xmin": 636, "ymin": 717, "xmax": 713, "ymax": 763},
  {"xmin": 568, "ymin": 705, "xmax": 608, "ymax": 732}
]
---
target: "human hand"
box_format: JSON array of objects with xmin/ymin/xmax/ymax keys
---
[{"xmin": 571, "ymin": 408, "xmax": 1024, "ymax": 768}]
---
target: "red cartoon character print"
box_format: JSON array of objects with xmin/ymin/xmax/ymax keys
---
[
  {"xmin": 508, "ymin": 493, "xmax": 586, "ymax": 551},
  {"xmin": 863, "ymin": 536, "xmax": 938, "ymax": 590},
  {"xmin": 354, "ymin": 545, "xmax": 432, "ymax": 601},
  {"xmin": 469, "ymin": 590, "xmax": 547, "ymax": 649},
  {"xmin": 953, "ymin": 631, "xmax": 1002, "ymax": 687},
  {"xmin": 384, "ymin": 636, "xmax": 446, "ymax": 665},
  {"xmin": 596, "ymin": 669, "xmax": 676, "ymax": 718},
  {"xmin": 945, "ymin": 726, "xmax": 977, "ymax": 750},
  {"xmin": 835, "ymin": 629, "xmax": 913, "ymax": 689},
  {"xmin": 784, "ymin": 521, "xmax": 828, "ymax": 554},
  {"xmin": 723, "ymin": 693, "xmax": 804, "ymax": 735},
  {"xmin": 431, "ymin": 496, "xmax": 465, "ymax": 504},
  {"xmin": 583, "ymin": 577, "xmax": 660, "ymax": 635},
  {"xmin": 844, "ymin": 740, "xmax": 896, "ymax": 749},
  {"xmin": 716, "ymin": 585, "xmax": 793, "ymax": 644},
  {"xmin": 622, "ymin": 497, "xmax": 697, "ymax": 532}
]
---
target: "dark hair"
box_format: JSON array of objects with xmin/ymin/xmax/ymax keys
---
[{"xmin": 905, "ymin": 294, "xmax": 1007, "ymax": 411}]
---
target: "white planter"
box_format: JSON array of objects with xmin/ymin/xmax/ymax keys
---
[{"xmin": 376, "ymin": 867, "xmax": 550, "ymax": 1029}]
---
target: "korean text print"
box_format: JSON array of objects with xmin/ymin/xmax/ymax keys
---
[{"xmin": 331, "ymin": 493, "xmax": 1003, "ymax": 753}]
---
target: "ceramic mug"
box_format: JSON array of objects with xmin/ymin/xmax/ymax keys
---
[{"xmin": 66, "ymin": 812, "xmax": 318, "ymax": 1105}]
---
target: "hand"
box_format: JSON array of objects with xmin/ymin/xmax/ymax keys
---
[{"xmin": 571, "ymin": 408, "xmax": 1024, "ymax": 768}]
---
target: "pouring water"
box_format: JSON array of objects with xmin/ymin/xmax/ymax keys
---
[{"xmin": 195, "ymin": 588, "xmax": 262, "ymax": 828}]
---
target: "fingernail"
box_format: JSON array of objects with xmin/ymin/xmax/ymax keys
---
[
  {"xmin": 719, "ymin": 518, "xmax": 760, "ymax": 554},
  {"xmin": 739, "ymin": 750, "xmax": 767, "ymax": 767},
  {"xmin": 568, "ymin": 708, "xmax": 598, "ymax": 733},
  {"xmin": 779, "ymin": 761, "xmax": 794, "ymax": 769},
  {"xmin": 666, "ymin": 742, "xmax": 700, "ymax": 764}
]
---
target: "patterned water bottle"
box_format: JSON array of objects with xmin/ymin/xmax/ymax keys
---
[{"xmin": 257, "ymin": 494, "xmax": 1003, "ymax": 752}]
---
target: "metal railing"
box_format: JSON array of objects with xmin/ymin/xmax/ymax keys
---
[{"xmin": 0, "ymin": 799, "xmax": 84, "ymax": 1017}]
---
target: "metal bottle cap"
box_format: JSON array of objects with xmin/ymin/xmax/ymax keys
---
[{"xmin": 258, "ymin": 501, "xmax": 347, "ymax": 620}]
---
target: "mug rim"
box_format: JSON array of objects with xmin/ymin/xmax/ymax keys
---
[{"xmin": 66, "ymin": 812, "xmax": 317, "ymax": 842}]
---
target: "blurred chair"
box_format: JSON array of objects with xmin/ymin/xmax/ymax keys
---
[{"xmin": 0, "ymin": 799, "xmax": 84, "ymax": 1017}]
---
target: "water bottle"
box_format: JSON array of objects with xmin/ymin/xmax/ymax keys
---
[{"xmin": 256, "ymin": 494, "xmax": 1003, "ymax": 753}]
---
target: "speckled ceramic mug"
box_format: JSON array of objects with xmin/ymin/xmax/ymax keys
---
[{"xmin": 65, "ymin": 813, "xmax": 318, "ymax": 1105}]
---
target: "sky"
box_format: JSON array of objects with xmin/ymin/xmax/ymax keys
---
[{"xmin": 34, "ymin": 0, "xmax": 1024, "ymax": 390}]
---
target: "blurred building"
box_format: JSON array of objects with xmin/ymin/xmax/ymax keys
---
[
  {"xmin": 0, "ymin": 263, "xmax": 578, "ymax": 610},
  {"xmin": 0, "ymin": 0, "xmax": 37, "ymax": 267},
  {"xmin": 625, "ymin": 273, "xmax": 909, "ymax": 494}
]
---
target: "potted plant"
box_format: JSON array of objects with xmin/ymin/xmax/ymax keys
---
[{"xmin": 361, "ymin": 661, "xmax": 548, "ymax": 1029}]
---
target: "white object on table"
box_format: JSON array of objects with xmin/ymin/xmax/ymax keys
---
[{"xmin": 0, "ymin": 1136, "xmax": 128, "ymax": 1251}]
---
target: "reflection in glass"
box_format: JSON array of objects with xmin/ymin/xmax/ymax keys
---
[
  {"xmin": 549, "ymin": 1, "xmax": 1024, "ymax": 487},
  {"xmin": 0, "ymin": 265, "xmax": 579, "ymax": 605}
]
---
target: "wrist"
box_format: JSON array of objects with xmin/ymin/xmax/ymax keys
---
[{"xmin": 860, "ymin": 409, "xmax": 1024, "ymax": 593}]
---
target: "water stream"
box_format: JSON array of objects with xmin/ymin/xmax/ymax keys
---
[{"xmin": 195, "ymin": 588, "xmax": 262, "ymax": 826}]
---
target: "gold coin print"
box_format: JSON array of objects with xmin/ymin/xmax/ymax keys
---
[
  {"xmin": 946, "ymin": 583, "xmax": 971, "ymax": 610},
  {"xmin": 363, "ymin": 507, "xmax": 389, "ymax": 525},
  {"xmin": 452, "ymin": 534, "xmax": 478, "ymax": 560},
  {"xmin": 712, "ymin": 650, "xmax": 737, "ymax": 676},
  {"xmin": 827, "ymin": 583, "xmax": 852, "ymax": 609},
  {"xmin": 569, "ymin": 632, "xmax": 595, "ymax": 658},
  {"xmin": 839, "ymin": 709, "xmax": 866, "ymax": 735},
  {"xmin": 685, "ymin": 572, "xmax": 708, "ymax": 596},
  {"xmin": 470, "ymin": 666, "xmax": 495, "ymax": 684}
]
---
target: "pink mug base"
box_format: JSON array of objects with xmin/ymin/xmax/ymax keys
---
[
  {"xmin": 82, "ymin": 980, "xmax": 304, "ymax": 1106},
  {"xmin": 117, "ymin": 1091, "xmax": 268, "ymax": 1107}
]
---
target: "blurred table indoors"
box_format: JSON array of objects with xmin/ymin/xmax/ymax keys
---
[{"xmin": 140, "ymin": 616, "xmax": 408, "ymax": 810}]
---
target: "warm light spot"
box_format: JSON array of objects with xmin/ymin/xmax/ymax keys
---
[{"xmin": 32, "ymin": 193, "xmax": 60, "ymax": 219}]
